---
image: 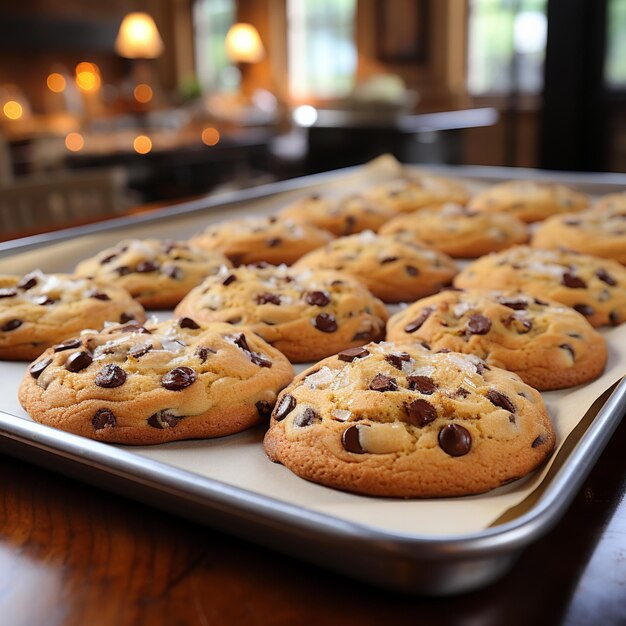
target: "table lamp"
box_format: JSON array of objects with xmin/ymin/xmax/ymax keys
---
[{"xmin": 225, "ymin": 23, "xmax": 265, "ymax": 98}]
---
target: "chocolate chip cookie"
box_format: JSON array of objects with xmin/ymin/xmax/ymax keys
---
[
  {"xmin": 189, "ymin": 216, "xmax": 334, "ymax": 266},
  {"xmin": 364, "ymin": 174, "xmax": 470, "ymax": 213},
  {"xmin": 174, "ymin": 264, "xmax": 388, "ymax": 363},
  {"xmin": 379, "ymin": 202, "xmax": 529, "ymax": 258},
  {"xmin": 75, "ymin": 239, "xmax": 232, "ymax": 309},
  {"xmin": 387, "ymin": 289, "xmax": 607, "ymax": 390},
  {"xmin": 595, "ymin": 192, "xmax": 626, "ymax": 212},
  {"xmin": 454, "ymin": 246, "xmax": 626, "ymax": 327},
  {"xmin": 264, "ymin": 342, "xmax": 555, "ymax": 497},
  {"xmin": 293, "ymin": 231, "xmax": 458, "ymax": 303},
  {"xmin": 532, "ymin": 210, "xmax": 626, "ymax": 264},
  {"xmin": 19, "ymin": 318, "xmax": 295, "ymax": 444},
  {"xmin": 468, "ymin": 180, "xmax": 589, "ymax": 223},
  {"xmin": 0, "ymin": 270, "xmax": 145, "ymax": 360},
  {"xmin": 279, "ymin": 193, "xmax": 396, "ymax": 236}
]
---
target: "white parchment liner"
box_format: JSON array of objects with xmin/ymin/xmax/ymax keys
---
[{"xmin": 2, "ymin": 156, "xmax": 625, "ymax": 537}]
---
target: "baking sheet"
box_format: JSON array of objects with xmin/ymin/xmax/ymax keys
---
[{"xmin": 1, "ymin": 156, "xmax": 625, "ymax": 539}]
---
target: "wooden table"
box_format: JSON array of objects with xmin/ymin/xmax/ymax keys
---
[{"xmin": 0, "ymin": 413, "xmax": 624, "ymax": 626}]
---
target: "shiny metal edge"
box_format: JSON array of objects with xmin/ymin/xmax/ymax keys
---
[{"xmin": 0, "ymin": 376, "xmax": 624, "ymax": 595}]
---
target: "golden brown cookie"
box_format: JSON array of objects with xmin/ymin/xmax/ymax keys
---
[
  {"xmin": 532, "ymin": 210, "xmax": 626, "ymax": 264},
  {"xmin": 189, "ymin": 216, "xmax": 333, "ymax": 266},
  {"xmin": 0, "ymin": 270, "xmax": 145, "ymax": 361},
  {"xmin": 454, "ymin": 246, "xmax": 626, "ymax": 327},
  {"xmin": 279, "ymin": 193, "xmax": 396, "ymax": 236},
  {"xmin": 74, "ymin": 239, "xmax": 231, "ymax": 309},
  {"xmin": 293, "ymin": 231, "xmax": 458, "ymax": 303},
  {"xmin": 467, "ymin": 180, "xmax": 589, "ymax": 223},
  {"xmin": 379, "ymin": 202, "xmax": 529, "ymax": 258},
  {"xmin": 264, "ymin": 342, "xmax": 555, "ymax": 498},
  {"xmin": 175, "ymin": 264, "xmax": 388, "ymax": 363},
  {"xmin": 19, "ymin": 318, "xmax": 294, "ymax": 444},
  {"xmin": 364, "ymin": 174, "xmax": 470, "ymax": 213},
  {"xmin": 386, "ymin": 289, "xmax": 607, "ymax": 390},
  {"xmin": 595, "ymin": 192, "xmax": 626, "ymax": 212}
]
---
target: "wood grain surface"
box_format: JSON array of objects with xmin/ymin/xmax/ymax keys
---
[{"xmin": 0, "ymin": 416, "xmax": 625, "ymax": 626}]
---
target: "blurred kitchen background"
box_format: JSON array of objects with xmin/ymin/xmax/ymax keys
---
[{"xmin": 0, "ymin": 0, "xmax": 624, "ymax": 239}]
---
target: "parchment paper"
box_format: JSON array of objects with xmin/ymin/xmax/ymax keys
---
[{"xmin": 1, "ymin": 156, "xmax": 625, "ymax": 538}]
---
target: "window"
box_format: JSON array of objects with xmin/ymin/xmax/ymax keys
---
[
  {"xmin": 194, "ymin": 0, "xmax": 236, "ymax": 92},
  {"xmin": 606, "ymin": 0, "xmax": 626, "ymax": 88},
  {"xmin": 467, "ymin": 0, "xmax": 548, "ymax": 95},
  {"xmin": 287, "ymin": 0, "xmax": 357, "ymax": 100}
]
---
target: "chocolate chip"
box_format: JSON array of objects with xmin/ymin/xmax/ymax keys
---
[
  {"xmin": 407, "ymin": 375, "xmax": 436, "ymax": 394},
  {"xmin": 562, "ymin": 272, "xmax": 587, "ymax": 288},
  {"xmin": 305, "ymin": 291, "xmax": 331, "ymax": 306},
  {"xmin": 573, "ymin": 303, "xmax": 594, "ymax": 317},
  {"xmin": 129, "ymin": 344, "xmax": 152, "ymax": 358},
  {"xmin": 147, "ymin": 410, "xmax": 181, "ymax": 429},
  {"xmin": 136, "ymin": 260, "xmax": 160, "ymax": 273},
  {"xmin": 123, "ymin": 322, "xmax": 151, "ymax": 334},
  {"xmin": 467, "ymin": 314, "xmax": 492, "ymax": 335},
  {"xmin": 352, "ymin": 330, "xmax": 372, "ymax": 340},
  {"xmin": 343, "ymin": 215, "xmax": 357, "ymax": 234},
  {"xmin": 438, "ymin": 424, "xmax": 472, "ymax": 456},
  {"xmin": 161, "ymin": 366, "xmax": 197, "ymax": 391},
  {"xmin": 256, "ymin": 400, "xmax": 272, "ymax": 419},
  {"xmin": 195, "ymin": 346, "xmax": 216, "ymax": 362},
  {"xmin": 87, "ymin": 290, "xmax": 110, "ymax": 301},
  {"xmin": 534, "ymin": 297, "xmax": 548, "ymax": 306},
  {"xmin": 532, "ymin": 434, "xmax": 546, "ymax": 448},
  {"xmin": 312, "ymin": 313, "xmax": 337, "ymax": 332},
  {"xmin": 368, "ymin": 373, "xmax": 398, "ymax": 392},
  {"xmin": 453, "ymin": 387, "xmax": 470, "ymax": 398},
  {"xmin": 380, "ymin": 256, "xmax": 398, "ymax": 264},
  {"xmin": 342, "ymin": 425, "xmax": 365, "ymax": 454},
  {"xmin": 267, "ymin": 237, "xmax": 282, "ymax": 247},
  {"xmin": 294, "ymin": 407, "xmax": 318, "ymax": 427},
  {"xmin": 385, "ymin": 353, "xmax": 410, "ymax": 370},
  {"xmin": 120, "ymin": 313, "xmax": 136, "ymax": 324},
  {"xmin": 17, "ymin": 273, "xmax": 38, "ymax": 290},
  {"xmin": 30, "ymin": 358, "xmax": 52, "ymax": 379},
  {"xmin": 222, "ymin": 274, "xmax": 237, "ymax": 286},
  {"xmin": 498, "ymin": 297, "xmax": 527, "ymax": 310},
  {"xmin": 232, "ymin": 333, "xmax": 251, "ymax": 352},
  {"xmin": 65, "ymin": 350, "xmax": 93, "ymax": 372},
  {"xmin": 560, "ymin": 343, "xmax": 575, "ymax": 359},
  {"xmin": 250, "ymin": 351, "xmax": 272, "ymax": 367},
  {"xmin": 162, "ymin": 265, "xmax": 182, "ymax": 280},
  {"xmin": 338, "ymin": 347, "xmax": 370, "ymax": 362},
  {"xmin": 179, "ymin": 317, "xmax": 201, "ymax": 330},
  {"xmin": 563, "ymin": 218, "xmax": 581, "ymax": 226},
  {"xmin": 1, "ymin": 318, "xmax": 22, "ymax": 332},
  {"xmin": 487, "ymin": 389, "xmax": 516, "ymax": 412},
  {"xmin": 95, "ymin": 364, "xmax": 127, "ymax": 388},
  {"xmin": 92, "ymin": 408, "xmax": 116, "ymax": 430},
  {"xmin": 405, "ymin": 265, "xmax": 419, "ymax": 276},
  {"xmin": 404, "ymin": 308, "xmax": 433, "ymax": 333},
  {"xmin": 405, "ymin": 398, "xmax": 437, "ymax": 427},
  {"xmin": 116, "ymin": 266, "xmax": 132, "ymax": 276},
  {"xmin": 609, "ymin": 311, "xmax": 620, "ymax": 325},
  {"xmin": 100, "ymin": 252, "xmax": 118, "ymax": 265},
  {"xmin": 54, "ymin": 338, "xmax": 81, "ymax": 352},
  {"xmin": 273, "ymin": 394, "xmax": 296, "ymax": 421},
  {"xmin": 256, "ymin": 292, "xmax": 281, "ymax": 305},
  {"xmin": 33, "ymin": 295, "xmax": 56, "ymax": 306},
  {"xmin": 0, "ymin": 289, "xmax": 17, "ymax": 298},
  {"xmin": 596, "ymin": 268, "xmax": 617, "ymax": 286}
]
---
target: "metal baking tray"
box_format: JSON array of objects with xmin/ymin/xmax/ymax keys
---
[{"xmin": 1, "ymin": 162, "xmax": 625, "ymax": 596}]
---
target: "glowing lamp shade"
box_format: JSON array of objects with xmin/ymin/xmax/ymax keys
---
[
  {"xmin": 225, "ymin": 23, "xmax": 265, "ymax": 63},
  {"xmin": 115, "ymin": 12, "xmax": 164, "ymax": 59}
]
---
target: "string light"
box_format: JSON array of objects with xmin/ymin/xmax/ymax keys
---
[
  {"xmin": 133, "ymin": 135, "xmax": 152, "ymax": 154},
  {"xmin": 133, "ymin": 83, "xmax": 153, "ymax": 103},
  {"xmin": 3, "ymin": 101, "xmax": 23, "ymax": 120},
  {"xmin": 65, "ymin": 132, "xmax": 85, "ymax": 152},
  {"xmin": 201, "ymin": 127, "xmax": 220, "ymax": 146},
  {"xmin": 75, "ymin": 62, "xmax": 101, "ymax": 92},
  {"xmin": 47, "ymin": 73, "xmax": 66, "ymax": 93}
]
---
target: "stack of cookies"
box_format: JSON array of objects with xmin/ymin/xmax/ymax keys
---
[{"xmin": 5, "ymin": 167, "xmax": 624, "ymax": 500}]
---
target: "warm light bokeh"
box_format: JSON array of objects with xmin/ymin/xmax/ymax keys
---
[
  {"xmin": 47, "ymin": 73, "xmax": 67, "ymax": 93},
  {"xmin": 133, "ymin": 135, "xmax": 153, "ymax": 154},
  {"xmin": 65, "ymin": 132, "xmax": 85, "ymax": 152},
  {"xmin": 225, "ymin": 23, "xmax": 265, "ymax": 63},
  {"xmin": 75, "ymin": 62, "xmax": 101, "ymax": 92},
  {"xmin": 133, "ymin": 83, "xmax": 153, "ymax": 104},
  {"xmin": 201, "ymin": 127, "xmax": 220, "ymax": 146},
  {"xmin": 115, "ymin": 12, "xmax": 164, "ymax": 59},
  {"xmin": 3, "ymin": 100, "xmax": 23, "ymax": 120}
]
